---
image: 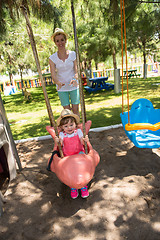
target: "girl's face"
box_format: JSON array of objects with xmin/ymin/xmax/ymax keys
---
[
  {"xmin": 54, "ymin": 34, "xmax": 66, "ymax": 49},
  {"xmin": 62, "ymin": 119, "xmax": 76, "ymax": 134}
]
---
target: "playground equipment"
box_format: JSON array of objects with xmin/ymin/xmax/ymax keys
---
[
  {"xmin": 0, "ymin": 112, "xmax": 17, "ymax": 216},
  {"xmin": 22, "ymin": 2, "xmax": 100, "ymax": 190},
  {"xmin": 120, "ymin": 0, "xmax": 160, "ymax": 148},
  {"xmin": 120, "ymin": 99, "xmax": 160, "ymax": 148},
  {"xmin": 0, "ymin": 94, "xmax": 21, "ymax": 216},
  {"xmin": 46, "ymin": 121, "xmax": 100, "ymax": 189},
  {"xmin": 22, "ymin": 87, "xmax": 32, "ymax": 101},
  {"xmin": 45, "ymin": 1, "xmax": 100, "ymax": 188},
  {"xmin": 4, "ymin": 84, "xmax": 17, "ymax": 96},
  {"xmin": 0, "ymin": 113, "xmax": 16, "ymax": 180}
]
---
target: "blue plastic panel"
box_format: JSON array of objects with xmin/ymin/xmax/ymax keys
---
[{"xmin": 120, "ymin": 98, "xmax": 160, "ymax": 148}]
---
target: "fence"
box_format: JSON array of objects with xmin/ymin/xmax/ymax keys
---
[
  {"xmin": 15, "ymin": 77, "xmax": 54, "ymax": 90},
  {"xmin": 92, "ymin": 63, "xmax": 159, "ymax": 79},
  {"xmin": 0, "ymin": 77, "xmax": 53, "ymax": 92}
]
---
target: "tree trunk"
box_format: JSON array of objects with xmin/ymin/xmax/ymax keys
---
[
  {"xmin": 143, "ymin": 50, "xmax": 146, "ymax": 65},
  {"xmin": 20, "ymin": 69, "xmax": 24, "ymax": 95},
  {"xmin": 112, "ymin": 47, "xmax": 117, "ymax": 69},
  {"xmin": 9, "ymin": 72, "xmax": 13, "ymax": 84},
  {"xmin": 95, "ymin": 62, "xmax": 98, "ymax": 70},
  {"xmin": 88, "ymin": 60, "xmax": 92, "ymax": 70},
  {"xmin": 142, "ymin": 41, "xmax": 147, "ymax": 79}
]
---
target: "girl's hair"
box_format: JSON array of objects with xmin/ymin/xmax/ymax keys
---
[{"xmin": 59, "ymin": 116, "xmax": 77, "ymax": 127}]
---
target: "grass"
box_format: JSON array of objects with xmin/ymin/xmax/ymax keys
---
[{"xmin": 1, "ymin": 76, "xmax": 160, "ymax": 140}]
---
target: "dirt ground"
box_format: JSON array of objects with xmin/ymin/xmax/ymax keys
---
[{"xmin": 1, "ymin": 127, "xmax": 160, "ymax": 240}]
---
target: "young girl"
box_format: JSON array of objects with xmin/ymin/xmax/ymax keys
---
[{"xmin": 55, "ymin": 109, "xmax": 89, "ymax": 199}]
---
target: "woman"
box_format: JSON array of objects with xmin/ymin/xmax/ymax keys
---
[{"xmin": 49, "ymin": 28, "xmax": 80, "ymax": 116}]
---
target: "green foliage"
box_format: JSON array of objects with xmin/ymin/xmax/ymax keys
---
[
  {"xmin": 0, "ymin": 0, "xmax": 61, "ymax": 37},
  {"xmin": 126, "ymin": 2, "xmax": 160, "ymax": 64},
  {"xmin": 0, "ymin": 0, "xmax": 160, "ymax": 78},
  {"xmin": 0, "ymin": 14, "xmax": 56, "ymax": 81}
]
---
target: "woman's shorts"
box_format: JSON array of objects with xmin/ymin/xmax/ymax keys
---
[{"xmin": 58, "ymin": 89, "xmax": 80, "ymax": 106}]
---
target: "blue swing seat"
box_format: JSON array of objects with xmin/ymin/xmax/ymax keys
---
[{"xmin": 120, "ymin": 98, "xmax": 160, "ymax": 148}]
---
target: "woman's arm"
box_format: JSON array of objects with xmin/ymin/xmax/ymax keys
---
[
  {"xmin": 73, "ymin": 59, "xmax": 78, "ymax": 79},
  {"xmin": 69, "ymin": 59, "xmax": 78, "ymax": 87},
  {"xmin": 49, "ymin": 59, "xmax": 64, "ymax": 90}
]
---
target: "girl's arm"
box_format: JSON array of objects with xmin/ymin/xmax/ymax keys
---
[
  {"xmin": 54, "ymin": 136, "xmax": 63, "ymax": 146},
  {"xmin": 49, "ymin": 59, "xmax": 65, "ymax": 90}
]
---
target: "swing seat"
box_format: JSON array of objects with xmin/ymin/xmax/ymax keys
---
[
  {"xmin": 46, "ymin": 120, "xmax": 100, "ymax": 189},
  {"xmin": 120, "ymin": 98, "xmax": 160, "ymax": 148}
]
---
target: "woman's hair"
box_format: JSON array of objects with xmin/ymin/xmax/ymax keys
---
[
  {"xmin": 59, "ymin": 116, "xmax": 77, "ymax": 127},
  {"xmin": 54, "ymin": 33, "xmax": 67, "ymax": 42}
]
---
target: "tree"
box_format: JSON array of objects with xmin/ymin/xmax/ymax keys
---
[
  {"xmin": 0, "ymin": 0, "xmax": 64, "ymax": 156},
  {"xmin": 0, "ymin": 0, "xmax": 61, "ymax": 38},
  {"xmin": 0, "ymin": 3, "xmax": 59, "ymax": 89},
  {"xmin": 126, "ymin": 2, "xmax": 160, "ymax": 78},
  {"xmin": 61, "ymin": 0, "xmax": 140, "ymax": 71}
]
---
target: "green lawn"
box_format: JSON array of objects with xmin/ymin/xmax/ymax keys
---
[{"xmin": 2, "ymin": 76, "xmax": 160, "ymax": 140}]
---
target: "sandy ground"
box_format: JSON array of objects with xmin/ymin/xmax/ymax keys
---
[{"xmin": 1, "ymin": 127, "xmax": 160, "ymax": 240}]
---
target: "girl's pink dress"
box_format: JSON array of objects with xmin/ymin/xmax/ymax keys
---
[{"xmin": 62, "ymin": 130, "xmax": 84, "ymax": 156}]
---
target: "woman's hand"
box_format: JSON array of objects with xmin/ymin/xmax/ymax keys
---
[
  {"xmin": 57, "ymin": 82, "xmax": 65, "ymax": 90},
  {"xmin": 69, "ymin": 79, "xmax": 78, "ymax": 87}
]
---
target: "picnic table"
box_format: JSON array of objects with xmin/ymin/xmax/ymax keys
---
[
  {"xmin": 123, "ymin": 69, "xmax": 141, "ymax": 78},
  {"xmin": 84, "ymin": 77, "xmax": 114, "ymax": 94}
]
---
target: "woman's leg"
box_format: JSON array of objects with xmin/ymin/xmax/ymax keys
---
[
  {"xmin": 63, "ymin": 105, "xmax": 71, "ymax": 110},
  {"xmin": 72, "ymin": 104, "xmax": 79, "ymax": 116},
  {"xmin": 58, "ymin": 91, "xmax": 71, "ymax": 110},
  {"xmin": 70, "ymin": 89, "xmax": 80, "ymax": 116}
]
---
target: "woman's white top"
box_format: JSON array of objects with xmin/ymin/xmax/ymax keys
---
[{"xmin": 49, "ymin": 50, "xmax": 79, "ymax": 92}]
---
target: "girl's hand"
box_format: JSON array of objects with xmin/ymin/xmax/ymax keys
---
[
  {"xmin": 83, "ymin": 135, "xmax": 89, "ymax": 143},
  {"xmin": 55, "ymin": 136, "xmax": 60, "ymax": 144}
]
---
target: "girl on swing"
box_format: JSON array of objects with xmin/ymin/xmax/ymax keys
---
[{"xmin": 55, "ymin": 109, "xmax": 89, "ymax": 199}]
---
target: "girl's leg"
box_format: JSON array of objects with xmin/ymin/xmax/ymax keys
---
[
  {"xmin": 81, "ymin": 186, "xmax": 89, "ymax": 198},
  {"xmin": 70, "ymin": 188, "xmax": 79, "ymax": 199},
  {"xmin": 78, "ymin": 152, "xmax": 89, "ymax": 198}
]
